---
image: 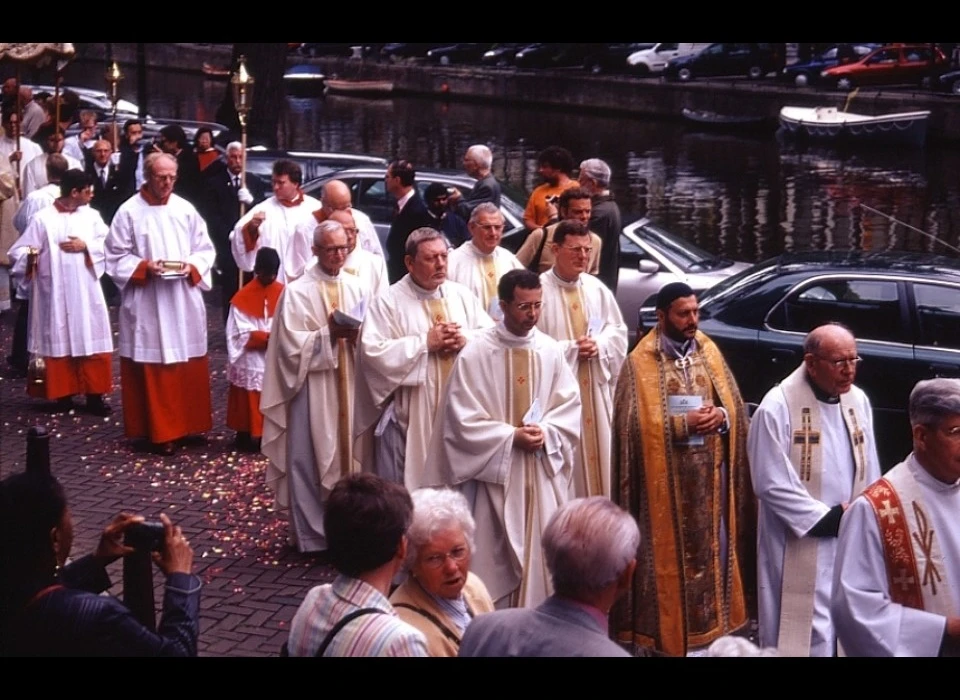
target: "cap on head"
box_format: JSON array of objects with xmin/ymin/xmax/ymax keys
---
[{"xmin": 656, "ymin": 282, "xmax": 695, "ymax": 311}]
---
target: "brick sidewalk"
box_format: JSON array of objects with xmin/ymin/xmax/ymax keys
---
[{"xmin": 0, "ymin": 284, "xmax": 335, "ymax": 656}]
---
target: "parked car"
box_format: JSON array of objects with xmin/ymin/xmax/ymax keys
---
[
  {"xmin": 425, "ymin": 43, "xmax": 495, "ymax": 66},
  {"xmin": 640, "ymin": 250, "xmax": 960, "ymax": 467},
  {"xmin": 582, "ymin": 43, "xmax": 657, "ymax": 74},
  {"xmin": 481, "ymin": 43, "xmax": 530, "ymax": 67},
  {"xmin": 299, "ymin": 43, "xmax": 379, "ymax": 58},
  {"xmin": 779, "ymin": 43, "xmax": 879, "ymax": 87},
  {"xmin": 932, "ymin": 67, "xmax": 960, "ymax": 95},
  {"xmin": 626, "ymin": 43, "xmax": 710, "ymax": 75},
  {"xmin": 512, "ymin": 43, "xmax": 644, "ymax": 72},
  {"xmin": 379, "ymin": 43, "xmax": 447, "ymax": 62},
  {"xmin": 27, "ymin": 84, "xmax": 148, "ymax": 123},
  {"xmin": 664, "ymin": 43, "xmax": 786, "ymax": 82},
  {"xmin": 244, "ymin": 149, "xmax": 387, "ymax": 192},
  {"xmin": 821, "ymin": 43, "xmax": 948, "ymax": 91}
]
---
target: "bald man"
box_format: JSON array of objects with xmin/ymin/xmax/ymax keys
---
[
  {"xmin": 748, "ymin": 322, "xmax": 881, "ymax": 657},
  {"xmin": 328, "ymin": 208, "xmax": 387, "ymax": 297},
  {"xmin": 301, "ymin": 179, "xmax": 383, "ymax": 258},
  {"xmin": 19, "ymin": 86, "xmax": 45, "ymax": 140}
]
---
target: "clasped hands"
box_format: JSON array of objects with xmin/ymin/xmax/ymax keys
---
[
  {"xmin": 427, "ymin": 321, "xmax": 466, "ymax": 356},
  {"xmin": 58, "ymin": 236, "xmax": 87, "ymax": 253},
  {"xmin": 575, "ymin": 335, "xmax": 598, "ymax": 360},
  {"xmin": 514, "ymin": 424, "xmax": 545, "ymax": 453},
  {"xmin": 685, "ymin": 404, "xmax": 725, "ymax": 435}
]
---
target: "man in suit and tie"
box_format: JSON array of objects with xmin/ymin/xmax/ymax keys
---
[
  {"xmin": 87, "ymin": 140, "xmax": 124, "ymax": 225},
  {"xmin": 384, "ymin": 159, "xmax": 431, "ymax": 284},
  {"xmin": 458, "ymin": 496, "xmax": 640, "ymax": 657},
  {"xmin": 198, "ymin": 141, "xmax": 267, "ymax": 322}
]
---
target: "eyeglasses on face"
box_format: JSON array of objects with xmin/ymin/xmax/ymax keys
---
[
  {"xmin": 317, "ymin": 245, "xmax": 349, "ymax": 255},
  {"xmin": 512, "ymin": 301, "xmax": 544, "ymax": 312},
  {"xmin": 816, "ymin": 355, "xmax": 863, "ymax": 369},
  {"xmin": 421, "ymin": 545, "xmax": 469, "ymax": 569},
  {"xmin": 560, "ymin": 245, "xmax": 592, "ymax": 255}
]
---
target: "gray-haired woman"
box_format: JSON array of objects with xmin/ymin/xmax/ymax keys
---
[{"xmin": 389, "ymin": 487, "xmax": 494, "ymax": 657}]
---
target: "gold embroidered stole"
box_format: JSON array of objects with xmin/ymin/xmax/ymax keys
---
[
  {"xmin": 777, "ymin": 365, "xmax": 869, "ymax": 656},
  {"xmin": 863, "ymin": 460, "xmax": 955, "ymax": 617},
  {"xmin": 479, "ymin": 253, "xmax": 497, "ymax": 309},
  {"xmin": 320, "ymin": 279, "xmax": 353, "ymax": 478},
  {"xmin": 560, "ymin": 284, "xmax": 603, "ymax": 497},
  {"xmin": 423, "ymin": 297, "xmax": 454, "ymax": 406}
]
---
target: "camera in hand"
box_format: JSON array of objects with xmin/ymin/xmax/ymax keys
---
[{"xmin": 124, "ymin": 520, "xmax": 165, "ymax": 552}]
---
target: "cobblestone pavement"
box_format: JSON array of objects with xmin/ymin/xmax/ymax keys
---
[{"xmin": 0, "ymin": 284, "xmax": 335, "ymax": 657}]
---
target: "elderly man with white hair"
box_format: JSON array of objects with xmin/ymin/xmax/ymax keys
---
[
  {"xmin": 389, "ymin": 487, "xmax": 495, "ymax": 656},
  {"xmin": 578, "ymin": 157, "xmax": 621, "ymax": 293},
  {"xmin": 458, "ymin": 496, "xmax": 639, "ymax": 657},
  {"xmin": 448, "ymin": 144, "xmax": 501, "ymax": 223},
  {"xmin": 833, "ymin": 377, "xmax": 960, "ymax": 657}
]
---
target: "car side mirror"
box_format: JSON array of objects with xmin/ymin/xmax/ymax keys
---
[{"xmin": 638, "ymin": 259, "xmax": 660, "ymax": 274}]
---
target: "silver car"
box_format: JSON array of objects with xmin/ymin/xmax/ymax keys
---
[{"xmin": 303, "ymin": 167, "xmax": 749, "ymax": 344}]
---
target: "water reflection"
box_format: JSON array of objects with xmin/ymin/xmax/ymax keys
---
[{"xmin": 68, "ymin": 62, "xmax": 960, "ymax": 263}]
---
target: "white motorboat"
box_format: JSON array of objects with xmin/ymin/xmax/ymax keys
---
[{"xmin": 778, "ymin": 106, "xmax": 931, "ymax": 147}]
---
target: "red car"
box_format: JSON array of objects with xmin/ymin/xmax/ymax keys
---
[{"xmin": 821, "ymin": 43, "xmax": 947, "ymax": 90}]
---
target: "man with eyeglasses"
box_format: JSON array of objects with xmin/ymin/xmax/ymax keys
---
[
  {"xmin": 446, "ymin": 202, "xmax": 524, "ymax": 320},
  {"xmin": 515, "ymin": 187, "xmax": 602, "ymax": 276},
  {"xmin": 536, "ymin": 219, "xmax": 627, "ymax": 499},
  {"xmin": 260, "ymin": 220, "xmax": 366, "ymax": 553},
  {"xmin": 422, "ymin": 268, "xmax": 581, "ymax": 610},
  {"xmin": 304, "ymin": 179, "xmax": 383, "ymax": 258},
  {"xmin": 748, "ymin": 322, "xmax": 881, "ymax": 656},
  {"xmin": 833, "ymin": 377, "xmax": 960, "ymax": 657},
  {"xmin": 328, "ymin": 208, "xmax": 387, "ymax": 297},
  {"xmin": 610, "ymin": 281, "xmax": 755, "ymax": 657},
  {"xmin": 354, "ymin": 227, "xmax": 494, "ymax": 495}
]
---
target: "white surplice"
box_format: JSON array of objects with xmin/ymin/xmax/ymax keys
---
[
  {"xmin": 353, "ymin": 275, "xmax": 495, "ymax": 491},
  {"xmin": 260, "ymin": 265, "xmax": 365, "ymax": 553},
  {"xmin": 226, "ymin": 303, "xmax": 273, "ymax": 392},
  {"xmin": 421, "ymin": 324, "xmax": 581, "ymax": 608},
  {"xmin": 7, "ymin": 204, "xmax": 112, "ymax": 358},
  {"xmin": 748, "ymin": 381, "xmax": 881, "ymax": 656},
  {"xmin": 446, "ymin": 242, "xmax": 525, "ymax": 320},
  {"xmin": 0, "ymin": 135, "xmax": 42, "ymax": 184},
  {"xmin": 230, "ymin": 194, "xmax": 320, "ymax": 284},
  {"xmin": 106, "ymin": 192, "xmax": 216, "ymax": 363},
  {"xmin": 536, "ymin": 269, "xmax": 627, "ymax": 498},
  {"xmin": 20, "ymin": 152, "xmax": 82, "ymax": 198},
  {"xmin": 833, "ymin": 454, "xmax": 960, "ymax": 657}
]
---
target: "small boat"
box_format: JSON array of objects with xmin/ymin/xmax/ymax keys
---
[
  {"xmin": 283, "ymin": 64, "xmax": 326, "ymax": 96},
  {"xmin": 778, "ymin": 106, "xmax": 931, "ymax": 148},
  {"xmin": 324, "ymin": 78, "xmax": 395, "ymax": 97},
  {"xmin": 681, "ymin": 107, "xmax": 774, "ymax": 133}
]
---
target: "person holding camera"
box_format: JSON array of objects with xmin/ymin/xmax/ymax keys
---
[{"xmin": 0, "ymin": 469, "xmax": 201, "ymax": 656}]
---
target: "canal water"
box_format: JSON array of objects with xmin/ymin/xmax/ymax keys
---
[{"xmin": 71, "ymin": 63, "xmax": 960, "ymax": 264}]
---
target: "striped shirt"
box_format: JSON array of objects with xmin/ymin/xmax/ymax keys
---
[{"xmin": 286, "ymin": 574, "xmax": 428, "ymax": 657}]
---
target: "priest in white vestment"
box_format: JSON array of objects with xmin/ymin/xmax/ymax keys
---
[
  {"xmin": 354, "ymin": 227, "xmax": 494, "ymax": 492},
  {"xmin": 0, "ymin": 111, "xmax": 42, "ymax": 188},
  {"xmin": 7, "ymin": 169, "xmax": 114, "ymax": 414},
  {"xmin": 422, "ymin": 269, "xmax": 581, "ymax": 609},
  {"xmin": 748, "ymin": 323, "xmax": 881, "ymax": 657},
  {"xmin": 327, "ymin": 209, "xmax": 387, "ymax": 298},
  {"xmin": 19, "ymin": 130, "xmax": 82, "ymax": 198},
  {"xmin": 833, "ymin": 377, "xmax": 960, "ymax": 657},
  {"xmin": 446, "ymin": 202, "xmax": 524, "ymax": 321},
  {"xmin": 536, "ymin": 219, "xmax": 627, "ymax": 498},
  {"xmin": 260, "ymin": 220, "xmax": 366, "ymax": 553},
  {"xmin": 105, "ymin": 153, "xmax": 217, "ymax": 455},
  {"xmin": 302, "ymin": 179, "xmax": 383, "ymax": 258},
  {"xmin": 230, "ymin": 159, "xmax": 320, "ymax": 284}
]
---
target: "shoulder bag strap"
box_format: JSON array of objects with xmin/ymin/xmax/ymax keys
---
[
  {"xmin": 392, "ymin": 602, "xmax": 462, "ymax": 646},
  {"xmin": 528, "ymin": 227, "xmax": 548, "ymax": 272},
  {"xmin": 315, "ymin": 606, "xmax": 384, "ymax": 657}
]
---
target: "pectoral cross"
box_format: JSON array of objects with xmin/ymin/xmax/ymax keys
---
[
  {"xmin": 792, "ymin": 408, "xmax": 820, "ymax": 481},
  {"xmin": 849, "ymin": 408, "xmax": 867, "ymax": 481}
]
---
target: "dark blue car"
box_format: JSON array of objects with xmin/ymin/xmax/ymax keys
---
[{"xmin": 779, "ymin": 43, "xmax": 879, "ymax": 87}]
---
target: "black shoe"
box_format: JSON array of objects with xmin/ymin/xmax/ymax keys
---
[
  {"xmin": 50, "ymin": 397, "xmax": 75, "ymax": 414},
  {"xmin": 85, "ymin": 395, "xmax": 114, "ymax": 417},
  {"xmin": 153, "ymin": 441, "xmax": 177, "ymax": 456}
]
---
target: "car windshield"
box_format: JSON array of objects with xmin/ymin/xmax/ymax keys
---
[
  {"xmin": 637, "ymin": 221, "xmax": 726, "ymax": 271},
  {"xmin": 698, "ymin": 262, "xmax": 774, "ymax": 310}
]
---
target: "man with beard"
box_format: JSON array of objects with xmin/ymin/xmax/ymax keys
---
[{"xmin": 609, "ymin": 281, "xmax": 756, "ymax": 657}]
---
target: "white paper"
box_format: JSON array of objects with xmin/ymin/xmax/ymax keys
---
[
  {"xmin": 668, "ymin": 394, "xmax": 704, "ymax": 446},
  {"xmin": 522, "ymin": 397, "xmax": 543, "ymax": 426},
  {"xmin": 587, "ymin": 316, "xmax": 603, "ymax": 337}
]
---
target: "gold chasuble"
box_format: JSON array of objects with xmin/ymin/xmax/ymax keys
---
[
  {"xmin": 319, "ymin": 280, "xmax": 353, "ymax": 478},
  {"xmin": 610, "ymin": 327, "xmax": 756, "ymax": 657},
  {"xmin": 424, "ymin": 297, "xmax": 455, "ymax": 401}
]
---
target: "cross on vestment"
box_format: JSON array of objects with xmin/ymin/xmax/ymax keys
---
[
  {"xmin": 893, "ymin": 569, "xmax": 916, "ymax": 592},
  {"xmin": 878, "ymin": 499, "xmax": 901, "ymax": 525},
  {"xmin": 848, "ymin": 408, "xmax": 867, "ymax": 481},
  {"xmin": 792, "ymin": 408, "xmax": 820, "ymax": 481}
]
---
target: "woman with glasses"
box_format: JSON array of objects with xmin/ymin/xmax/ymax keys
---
[{"xmin": 389, "ymin": 487, "xmax": 494, "ymax": 656}]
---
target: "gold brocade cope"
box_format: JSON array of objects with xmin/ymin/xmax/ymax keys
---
[
  {"xmin": 320, "ymin": 279, "xmax": 352, "ymax": 478},
  {"xmin": 610, "ymin": 327, "xmax": 755, "ymax": 657},
  {"xmin": 560, "ymin": 285, "xmax": 603, "ymax": 497},
  {"xmin": 424, "ymin": 298, "xmax": 455, "ymax": 404},
  {"xmin": 479, "ymin": 254, "xmax": 498, "ymax": 309}
]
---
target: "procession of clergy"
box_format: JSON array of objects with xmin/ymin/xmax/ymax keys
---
[{"xmin": 7, "ymin": 146, "xmax": 959, "ymax": 658}]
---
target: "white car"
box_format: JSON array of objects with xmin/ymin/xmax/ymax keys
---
[{"xmin": 626, "ymin": 43, "xmax": 712, "ymax": 75}]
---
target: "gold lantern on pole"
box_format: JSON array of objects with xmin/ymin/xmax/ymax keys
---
[{"xmin": 230, "ymin": 55, "xmax": 254, "ymax": 289}]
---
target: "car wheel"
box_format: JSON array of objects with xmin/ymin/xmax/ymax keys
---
[
  {"xmin": 952, "ymin": 79, "xmax": 960, "ymax": 96},
  {"xmin": 794, "ymin": 73, "xmax": 809, "ymax": 87},
  {"xmin": 748, "ymin": 65, "xmax": 764, "ymax": 79},
  {"xmin": 439, "ymin": 55, "xmax": 450, "ymax": 66},
  {"xmin": 836, "ymin": 76, "xmax": 854, "ymax": 91},
  {"xmin": 678, "ymin": 67, "xmax": 693, "ymax": 82}
]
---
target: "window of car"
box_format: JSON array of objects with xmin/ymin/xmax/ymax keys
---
[
  {"xmin": 768, "ymin": 278, "xmax": 904, "ymax": 343},
  {"xmin": 658, "ymin": 43, "xmax": 678, "ymax": 53},
  {"xmin": 352, "ymin": 177, "xmax": 395, "ymax": 224},
  {"xmin": 866, "ymin": 49, "xmax": 900, "ymax": 65},
  {"xmin": 913, "ymin": 282, "xmax": 960, "ymax": 349}
]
